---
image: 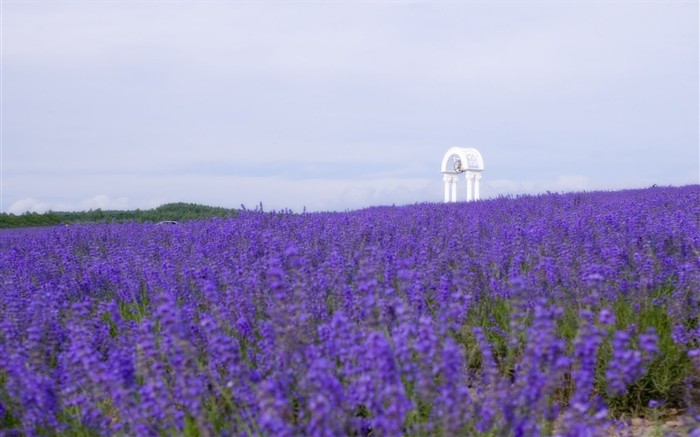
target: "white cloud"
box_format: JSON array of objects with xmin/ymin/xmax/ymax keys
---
[
  {"xmin": 78, "ymin": 195, "xmax": 130, "ymax": 211},
  {"xmin": 553, "ymin": 175, "xmax": 591, "ymax": 192},
  {"xmin": 6, "ymin": 195, "xmax": 132, "ymax": 214},
  {"xmin": 8, "ymin": 198, "xmax": 51, "ymax": 214},
  {"xmin": 481, "ymin": 176, "xmax": 590, "ymax": 198}
]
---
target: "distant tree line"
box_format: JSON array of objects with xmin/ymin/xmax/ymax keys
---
[{"xmin": 0, "ymin": 203, "xmax": 238, "ymax": 229}]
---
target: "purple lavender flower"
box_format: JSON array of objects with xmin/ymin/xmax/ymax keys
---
[
  {"xmin": 638, "ymin": 327, "xmax": 660, "ymax": 360},
  {"xmin": 0, "ymin": 185, "xmax": 697, "ymax": 433},
  {"xmin": 300, "ymin": 348, "xmax": 346, "ymax": 437},
  {"xmin": 432, "ymin": 337, "xmax": 471, "ymax": 434},
  {"xmin": 598, "ymin": 307, "xmax": 615, "ymax": 326},
  {"xmin": 606, "ymin": 330, "xmax": 643, "ymax": 396}
]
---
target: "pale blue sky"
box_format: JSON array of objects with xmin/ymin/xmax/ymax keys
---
[{"xmin": 2, "ymin": 1, "xmax": 698, "ymax": 213}]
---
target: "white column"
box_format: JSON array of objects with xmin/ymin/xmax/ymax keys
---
[
  {"xmin": 450, "ymin": 176, "xmax": 457, "ymax": 202},
  {"xmin": 474, "ymin": 173, "xmax": 481, "ymax": 200},
  {"xmin": 466, "ymin": 172, "xmax": 474, "ymax": 202},
  {"xmin": 443, "ymin": 174, "xmax": 450, "ymax": 203}
]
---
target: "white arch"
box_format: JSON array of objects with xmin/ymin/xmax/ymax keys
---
[{"xmin": 440, "ymin": 147, "xmax": 484, "ymax": 202}]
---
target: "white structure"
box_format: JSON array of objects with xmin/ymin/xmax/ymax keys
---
[{"xmin": 440, "ymin": 147, "xmax": 484, "ymax": 202}]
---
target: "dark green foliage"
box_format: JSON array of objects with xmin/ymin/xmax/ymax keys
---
[
  {"xmin": 0, "ymin": 211, "xmax": 62, "ymax": 228},
  {"xmin": 0, "ymin": 203, "xmax": 237, "ymax": 228}
]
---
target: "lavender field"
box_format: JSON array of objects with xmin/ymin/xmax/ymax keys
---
[{"xmin": 1, "ymin": 186, "xmax": 698, "ymax": 436}]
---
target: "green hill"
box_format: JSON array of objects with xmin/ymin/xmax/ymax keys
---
[{"xmin": 0, "ymin": 202, "xmax": 237, "ymax": 229}]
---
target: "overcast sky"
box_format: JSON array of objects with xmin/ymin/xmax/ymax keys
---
[{"xmin": 2, "ymin": 1, "xmax": 698, "ymax": 214}]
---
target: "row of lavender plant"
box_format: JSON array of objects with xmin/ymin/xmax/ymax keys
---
[{"xmin": 0, "ymin": 186, "xmax": 698, "ymax": 436}]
